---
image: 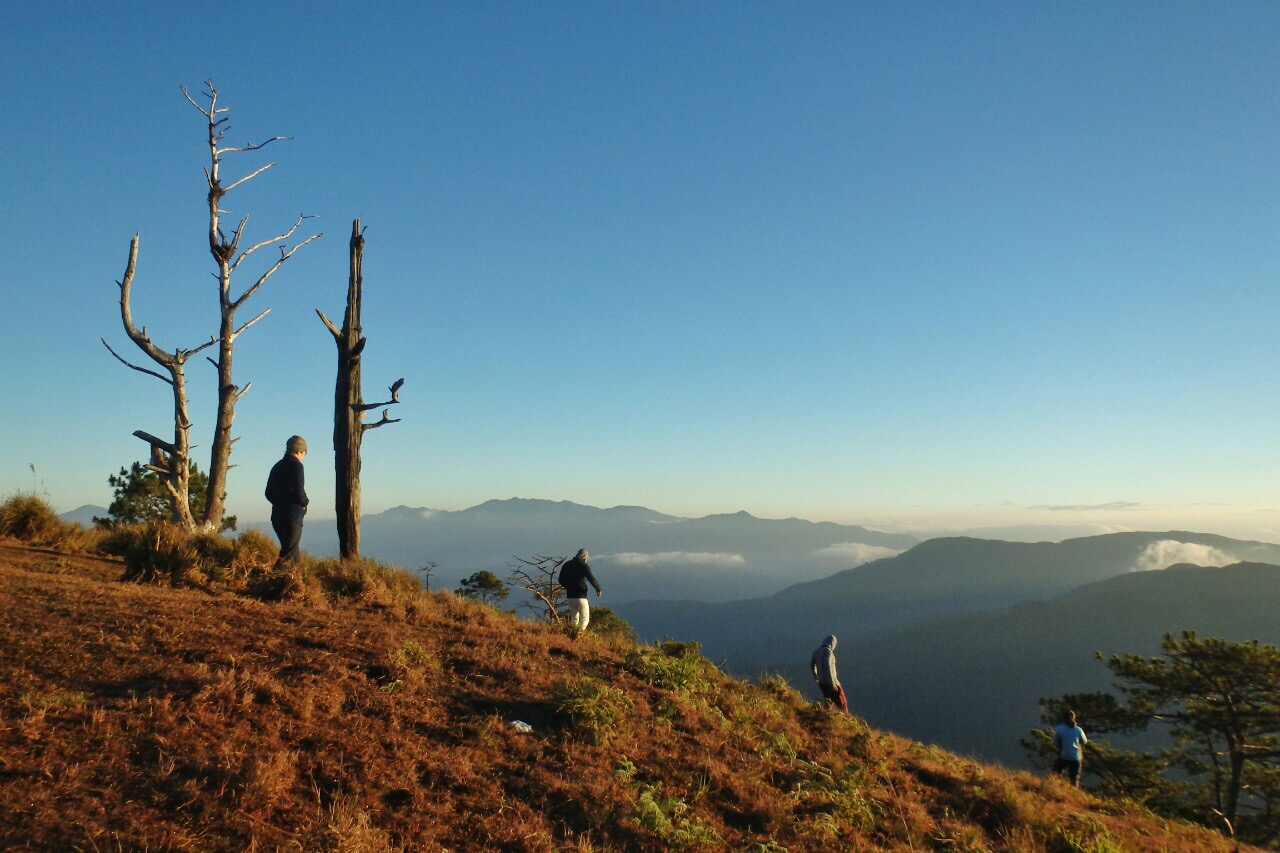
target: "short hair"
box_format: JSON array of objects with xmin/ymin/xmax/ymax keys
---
[{"xmin": 1063, "ymin": 709, "xmax": 1077, "ymax": 725}]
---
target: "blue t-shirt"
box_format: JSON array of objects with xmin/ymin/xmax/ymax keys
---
[{"xmin": 1053, "ymin": 723, "xmax": 1087, "ymax": 761}]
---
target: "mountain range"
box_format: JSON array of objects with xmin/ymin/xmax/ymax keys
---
[
  {"xmin": 611, "ymin": 531, "xmax": 1280, "ymax": 667},
  {"xmin": 838, "ymin": 560, "xmax": 1280, "ymax": 767},
  {"xmin": 61, "ymin": 498, "xmax": 918, "ymax": 601}
]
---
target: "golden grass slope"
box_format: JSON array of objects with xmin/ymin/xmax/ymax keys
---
[{"xmin": 0, "ymin": 539, "xmax": 1255, "ymax": 852}]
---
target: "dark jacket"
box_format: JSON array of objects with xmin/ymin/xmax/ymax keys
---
[
  {"xmin": 265, "ymin": 454, "xmax": 309, "ymax": 521},
  {"xmin": 558, "ymin": 556, "xmax": 601, "ymax": 599}
]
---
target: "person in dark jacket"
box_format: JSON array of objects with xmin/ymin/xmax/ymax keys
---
[
  {"xmin": 558, "ymin": 548, "xmax": 602, "ymax": 632},
  {"xmin": 265, "ymin": 435, "xmax": 309, "ymax": 568},
  {"xmin": 810, "ymin": 634, "xmax": 849, "ymax": 714}
]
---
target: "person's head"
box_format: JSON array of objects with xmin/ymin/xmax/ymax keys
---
[
  {"xmin": 576, "ymin": 548, "xmax": 589, "ymax": 561},
  {"xmin": 286, "ymin": 435, "xmax": 308, "ymax": 458},
  {"xmin": 1063, "ymin": 709, "xmax": 1077, "ymax": 726},
  {"xmin": 823, "ymin": 634, "xmax": 837, "ymax": 650}
]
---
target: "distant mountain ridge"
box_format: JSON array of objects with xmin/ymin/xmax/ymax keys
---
[
  {"xmin": 341, "ymin": 499, "xmax": 919, "ymax": 601},
  {"xmin": 612, "ymin": 531, "xmax": 1280, "ymax": 676},
  {"xmin": 59, "ymin": 498, "xmax": 919, "ymax": 601}
]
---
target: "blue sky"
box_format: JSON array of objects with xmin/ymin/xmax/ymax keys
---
[{"xmin": 2, "ymin": 2, "xmax": 1278, "ymax": 540}]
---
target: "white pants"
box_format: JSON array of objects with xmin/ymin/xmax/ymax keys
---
[{"xmin": 568, "ymin": 597, "xmax": 591, "ymax": 629}]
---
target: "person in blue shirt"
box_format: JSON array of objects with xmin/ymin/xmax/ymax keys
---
[{"xmin": 1052, "ymin": 709, "xmax": 1088, "ymax": 786}]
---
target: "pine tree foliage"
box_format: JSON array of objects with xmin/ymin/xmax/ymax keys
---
[
  {"xmin": 1030, "ymin": 631, "xmax": 1280, "ymax": 843},
  {"xmin": 98, "ymin": 462, "xmax": 237, "ymax": 532}
]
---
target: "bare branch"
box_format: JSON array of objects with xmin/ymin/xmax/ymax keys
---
[
  {"xmin": 315, "ymin": 308, "xmax": 342, "ymax": 339},
  {"xmin": 133, "ymin": 430, "xmax": 177, "ymax": 456},
  {"xmin": 115, "ymin": 235, "xmax": 174, "ymax": 368},
  {"xmin": 231, "ymin": 307, "xmax": 271, "ymax": 338},
  {"xmin": 355, "ymin": 378, "xmax": 406, "ymax": 412},
  {"xmin": 102, "ymin": 338, "xmax": 172, "ymax": 384},
  {"xmin": 219, "ymin": 137, "xmax": 291, "ymax": 155},
  {"xmin": 361, "ymin": 410, "xmax": 402, "ymax": 431},
  {"xmin": 188, "ymin": 336, "xmax": 219, "ymax": 358},
  {"xmin": 221, "ymin": 161, "xmax": 276, "ymax": 194},
  {"xmin": 230, "ymin": 227, "xmax": 322, "ymax": 308}
]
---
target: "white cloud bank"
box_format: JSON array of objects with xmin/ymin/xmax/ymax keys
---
[
  {"xmin": 604, "ymin": 552, "xmax": 746, "ymax": 568},
  {"xmin": 813, "ymin": 543, "xmax": 903, "ymax": 566},
  {"xmin": 1132, "ymin": 540, "xmax": 1235, "ymax": 573}
]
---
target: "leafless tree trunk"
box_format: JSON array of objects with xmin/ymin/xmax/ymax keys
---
[
  {"xmin": 186, "ymin": 82, "xmax": 320, "ymax": 533},
  {"xmin": 102, "ymin": 237, "xmax": 211, "ymax": 528},
  {"xmin": 103, "ymin": 81, "xmax": 319, "ymax": 532},
  {"xmin": 317, "ymin": 220, "xmax": 404, "ymax": 558}
]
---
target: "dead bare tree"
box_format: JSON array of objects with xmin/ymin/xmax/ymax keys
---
[
  {"xmin": 103, "ymin": 81, "xmax": 320, "ymax": 532},
  {"xmin": 506, "ymin": 555, "xmax": 567, "ymax": 623},
  {"xmin": 316, "ymin": 220, "xmax": 405, "ymax": 559},
  {"xmin": 102, "ymin": 236, "xmax": 211, "ymax": 527}
]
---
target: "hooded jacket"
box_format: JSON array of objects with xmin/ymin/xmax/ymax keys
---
[
  {"xmin": 558, "ymin": 556, "xmax": 601, "ymax": 599},
  {"xmin": 810, "ymin": 634, "xmax": 840, "ymax": 689}
]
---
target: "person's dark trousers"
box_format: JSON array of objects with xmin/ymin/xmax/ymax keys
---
[
  {"xmin": 1052, "ymin": 757, "xmax": 1082, "ymax": 786},
  {"xmin": 820, "ymin": 683, "xmax": 850, "ymax": 714},
  {"xmin": 271, "ymin": 510, "xmax": 304, "ymax": 567}
]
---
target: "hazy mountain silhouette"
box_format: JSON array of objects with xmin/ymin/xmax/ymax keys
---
[
  {"xmin": 612, "ymin": 532, "xmax": 1280, "ymax": 680},
  {"xmin": 278, "ymin": 499, "xmax": 919, "ymax": 602},
  {"xmin": 63, "ymin": 498, "xmax": 918, "ymax": 601},
  {"xmin": 828, "ymin": 561, "xmax": 1280, "ymax": 768},
  {"xmin": 60, "ymin": 505, "xmax": 107, "ymax": 526}
]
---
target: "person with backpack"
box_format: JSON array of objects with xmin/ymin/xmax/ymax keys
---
[
  {"xmin": 1052, "ymin": 709, "xmax": 1088, "ymax": 786},
  {"xmin": 558, "ymin": 548, "xmax": 602, "ymax": 633},
  {"xmin": 810, "ymin": 634, "xmax": 849, "ymax": 714}
]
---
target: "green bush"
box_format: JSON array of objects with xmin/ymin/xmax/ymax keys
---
[
  {"xmin": 626, "ymin": 640, "xmax": 707, "ymax": 694},
  {"xmin": 554, "ymin": 676, "xmax": 633, "ymax": 745},
  {"xmin": 630, "ymin": 782, "xmax": 723, "ymax": 850},
  {"xmin": 585, "ymin": 606, "xmax": 636, "ymax": 642}
]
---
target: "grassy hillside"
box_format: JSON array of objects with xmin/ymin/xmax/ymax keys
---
[{"xmin": 0, "ymin": 537, "xmax": 1256, "ymax": 852}]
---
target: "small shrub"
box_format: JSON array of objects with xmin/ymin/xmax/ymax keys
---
[
  {"xmin": 626, "ymin": 640, "xmax": 707, "ymax": 694},
  {"xmin": 231, "ymin": 529, "xmax": 278, "ymax": 575},
  {"xmin": 584, "ymin": 606, "xmax": 636, "ymax": 642},
  {"xmin": 188, "ymin": 531, "xmax": 237, "ymax": 582},
  {"xmin": 106, "ymin": 521, "xmax": 201, "ymax": 584},
  {"xmin": 554, "ymin": 676, "xmax": 633, "ymax": 745},
  {"xmin": 0, "ymin": 493, "xmax": 61, "ymax": 540},
  {"xmin": 0, "ymin": 493, "xmax": 88, "ymax": 548},
  {"xmin": 630, "ymin": 782, "xmax": 723, "ymax": 851},
  {"xmin": 1051, "ymin": 816, "xmax": 1124, "ymax": 853},
  {"xmin": 311, "ymin": 556, "xmax": 428, "ymax": 613},
  {"xmin": 246, "ymin": 564, "xmax": 312, "ymax": 602}
]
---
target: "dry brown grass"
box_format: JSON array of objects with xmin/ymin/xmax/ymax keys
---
[{"xmin": 0, "ymin": 537, "xmax": 1259, "ymax": 852}]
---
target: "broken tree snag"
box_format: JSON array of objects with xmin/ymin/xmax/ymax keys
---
[
  {"xmin": 316, "ymin": 219, "xmax": 406, "ymax": 559},
  {"xmin": 100, "ymin": 234, "xmax": 199, "ymax": 528}
]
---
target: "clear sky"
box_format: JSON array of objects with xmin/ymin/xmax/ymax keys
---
[{"xmin": 2, "ymin": 2, "xmax": 1278, "ymax": 541}]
